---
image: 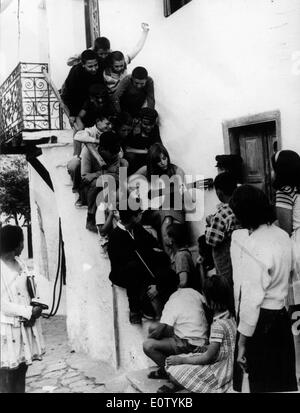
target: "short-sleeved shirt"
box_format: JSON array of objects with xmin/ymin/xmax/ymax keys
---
[
  {"xmin": 171, "ymin": 248, "xmax": 197, "ymax": 288},
  {"xmin": 103, "ymin": 55, "xmax": 131, "ymax": 95},
  {"xmin": 276, "ymin": 186, "xmax": 300, "ymax": 232},
  {"xmin": 205, "ymin": 203, "xmax": 238, "ymax": 247},
  {"xmin": 160, "ymin": 288, "xmax": 208, "ymax": 346}
]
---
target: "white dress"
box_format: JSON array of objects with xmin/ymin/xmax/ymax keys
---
[{"xmin": 0, "ymin": 258, "xmax": 45, "ymax": 369}]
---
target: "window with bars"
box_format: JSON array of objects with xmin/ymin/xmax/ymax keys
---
[{"xmin": 163, "ymin": 0, "xmax": 192, "ymax": 17}]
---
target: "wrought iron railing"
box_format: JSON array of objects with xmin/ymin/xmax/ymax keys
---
[{"xmin": 0, "ymin": 62, "xmax": 64, "ymax": 144}]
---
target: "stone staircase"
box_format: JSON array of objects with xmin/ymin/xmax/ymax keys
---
[{"xmin": 33, "ymin": 135, "xmax": 158, "ymax": 373}]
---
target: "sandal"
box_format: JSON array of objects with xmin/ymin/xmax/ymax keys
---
[
  {"xmin": 148, "ymin": 368, "xmax": 168, "ymax": 380},
  {"xmin": 157, "ymin": 383, "xmax": 183, "ymax": 393},
  {"xmin": 129, "ymin": 312, "xmax": 142, "ymax": 325}
]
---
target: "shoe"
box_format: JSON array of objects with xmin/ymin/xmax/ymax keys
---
[
  {"xmin": 141, "ymin": 297, "xmax": 157, "ymax": 320},
  {"xmin": 157, "ymin": 383, "xmax": 183, "ymax": 393},
  {"xmin": 86, "ymin": 221, "xmax": 98, "ymax": 233},
  {"xmin": 75, "ymin": 198, "xmax": 83, "ymax": 208},
  {"xmin": 100, "ymin": 246, "xmax": 109, "ymax": 259},
  {"xmin": 148, "ymin": 368, "xmax": 169, "ymax": 380},
  {"xmin": 129, "ymin": 312, "xmax": 142, "ymax": 324}
]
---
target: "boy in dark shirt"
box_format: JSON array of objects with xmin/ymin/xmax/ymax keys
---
[
  {"xmin": 109, "ymin": 112, "xmax": 134, "ymax": 147},
  {"xmin": 108, "ymin": 203, "xmax": 176, "ymax": 324},
  {"xmin": 124, "ymin": 108, "xmax": 161, "ymax": 174},
  {"xmin": 113, "ymin": 66, "xmax": 155, "ymax": 117},
  {"xmin": 67, "ymin": 37, "xmax": 111, "ymax": 67},
  {"xmin": 76, "ymin": 83, "xmax": 112, "ymax": 129},
  {"xmin": 61, "ymin": 49, "xmax": 105, "ymax": 128}
]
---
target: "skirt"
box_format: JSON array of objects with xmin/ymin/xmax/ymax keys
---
[
  {"xmin": 0, "ymin": 319, "xmax": 45, "ymax": 370},
  {"xmin": 244, "ymin": 308, "xmax": 297, "ymax": 393}
]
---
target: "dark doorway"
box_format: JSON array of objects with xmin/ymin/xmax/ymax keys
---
[{"xmin": 223, "ymin": 111, "xmax": 281, "ymax": 203}]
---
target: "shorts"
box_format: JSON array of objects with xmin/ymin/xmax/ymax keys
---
[{"xmin": 169, "ymin": 335, "xmax": 206, "ymax": 355}]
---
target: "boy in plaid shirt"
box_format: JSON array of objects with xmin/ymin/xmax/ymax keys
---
[{"xmin": 205, "ymin": 172, "xmax": 239, "ymax": 285}]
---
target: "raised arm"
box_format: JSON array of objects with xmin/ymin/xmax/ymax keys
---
[
  {"xmin": 67, "ymin": 53, "xmax": 81, "ymax": 67},
  {"xmin": 127, "ymin": 23, "xmax": 150, "ymax": 62}
]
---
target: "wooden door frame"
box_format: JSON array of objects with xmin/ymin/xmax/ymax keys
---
[
  {"xmin": 222, "ymin": 110, "xmax": 282, "ymax": 155},
  {"xmin": 84, "ymin": 0, "xmax": 100, "ymax": 49}
]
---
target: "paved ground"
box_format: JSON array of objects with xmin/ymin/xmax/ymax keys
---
[
  {"xmin": 26, "ymin": 315, "xmax": 132, "ymax": 393},
  {"xmin": 25, "ymin": 315, "xmax": 300, "ymax": 394}
]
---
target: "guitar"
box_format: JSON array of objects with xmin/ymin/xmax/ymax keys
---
[{"xmin": 128, "ymin": 175, "xmax": 213, "ymax": 211}]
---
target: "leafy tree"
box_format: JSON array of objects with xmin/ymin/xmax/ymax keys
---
[{"xmin": 0, "ymin": 155, "xmax": 30, "ymax": 225}]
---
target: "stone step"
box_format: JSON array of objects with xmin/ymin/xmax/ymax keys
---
[
  {"xmin": 125, "ymin": 368, "xmax": 190, "ymax": 394},
  {"xmin": 126, "ymin": 368, "xmax": 171, "ymax": 394}
]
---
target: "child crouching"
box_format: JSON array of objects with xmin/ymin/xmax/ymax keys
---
[
  {"xmin": 165, "ymin": 275, "xmax": 236, "ymax": 393},
  {"xmin": 143, "ymin": 274, "xmax": 209, "ymax": 381}
]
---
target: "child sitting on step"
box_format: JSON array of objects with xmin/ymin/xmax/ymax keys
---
[{"xmin": 143, "ymin": 274, "xmax": 209, "ymax": 380}]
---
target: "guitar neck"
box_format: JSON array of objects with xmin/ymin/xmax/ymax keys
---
[{"xmin": 147, "ymin": 178, "xmax": 213, "ymax": 199}]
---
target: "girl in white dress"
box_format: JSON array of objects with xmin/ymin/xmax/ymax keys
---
[{"xmin": 0, "ymin": 225, "xmax": 45, "ymax": 393}]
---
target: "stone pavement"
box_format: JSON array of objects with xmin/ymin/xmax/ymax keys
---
[
  {"xmin": 26, "ymin": 315, "xmax": 135, "ymax": 393},
  {"xmin": 25, "ymin": 315, "xmax": 300, "ymax": 394}
]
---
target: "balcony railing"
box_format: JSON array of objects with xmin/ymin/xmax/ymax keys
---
[{"xmin": 0, "ymin": 62, "xmax": 64, "ymax": 145}]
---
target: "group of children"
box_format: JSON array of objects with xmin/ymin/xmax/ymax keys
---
[
  {"xmin": 61, "ymin": 23, "xmax": 165, "ymax": 242},
  {"xmin": 60, "ymin": 25, "xmax": 300, "ymax": 393},
  {"xmin": 141, "ymin": 151, "xmax": 300, "ymax": 394}
]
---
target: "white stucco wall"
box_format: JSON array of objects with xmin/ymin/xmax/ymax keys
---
[
  {"xmin": 45, "ymin": 0, "xmax": 86, "ymax": 88},
  {"xmin": 0, "ymin": 0, "xmax": 85, "ymax": 89},
  {"xmin": 38, "ymin": 139, "xmax": 116, "ymax": 365},
  {"xmin": 28, "ymin": 160, "xmax": 66, "ymax": 315},
  {"xmin": 99, "ymin": 0, "xmax": 300, "ymax": 181},
  {"xmin": 0, "ymin": 0, "xmax": 49, "ymax": 83}
]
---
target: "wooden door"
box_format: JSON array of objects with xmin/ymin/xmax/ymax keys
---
[
  {"xmin": 239, "ymin": 131, "xmax": 266, "ymax": 191},
  {"xmin": 236, "ymin": 122, "xmax": 276, "ymax": 202}
]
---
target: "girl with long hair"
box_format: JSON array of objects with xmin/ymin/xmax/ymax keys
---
[{"xmin": 130, "ymin": 143, "xmax": 187, "ymax": 254}]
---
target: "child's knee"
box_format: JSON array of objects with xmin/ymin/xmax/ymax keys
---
[
  {"xmin": 143, "ymin": 339, "xmax": 156, "ymax": 354},
  {"xmin": 148, "ymin": 321, "xmax": 159, "ymax": 335}
]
